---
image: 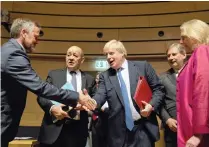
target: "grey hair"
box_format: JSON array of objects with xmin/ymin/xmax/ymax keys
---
[
  {"xmin": 103, "ymin": 39, "xmax": 127, "ymax": 56},
  {"xmin": 180, "ymin": 19, "xmax": 209, "ymax": 45},
  {"xmin": 166, "ymin": 43, "xmax": 186, "ymax": 55},
  {"xmin": 10, "ymin": 18, "xmax": 36, "ymax": 38}
]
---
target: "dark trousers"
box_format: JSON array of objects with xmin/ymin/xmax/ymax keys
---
[
  {"xmin": 123, "ymin": 121, "xmax": 155, "ymax": 147},
  {"xmin": 40, "ymin": 124, "xmax": 87, "ymax": 147},
  {"xmin": 164, "ymin": 126, "xmax": 177, "ymax": 147},
  {"xmin": 91, "ymin": 112, "xmax": 108, "ymax": 147}
]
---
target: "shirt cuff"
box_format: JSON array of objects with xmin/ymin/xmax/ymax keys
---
[{"xmin": 49, "ymin": 105, "xmax": 56, "ymax": 115}]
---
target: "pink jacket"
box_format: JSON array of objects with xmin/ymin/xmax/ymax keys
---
[{"xmin": 177, "ymin": 45, "xmax": 209, "ymax": 147}]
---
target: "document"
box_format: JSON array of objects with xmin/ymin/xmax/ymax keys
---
[
  {"xmin": 50, "ymin": 82, "xmax": 74, "ymax": 106},
  {"xmin": 133, "ymin": 76, "xmax": 152, "ymax": 110}
]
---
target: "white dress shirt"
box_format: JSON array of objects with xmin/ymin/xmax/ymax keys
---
[
  {"xmin": 66, "ymin": 69, "xmax": 82, "ymax": 120},
  {"xmin": 117, "ymin": 59, "xmax": 141, "ymax": 121},
  {"xmin": 66, "ymin": 69, "xmax": 82, "ymax": 92}
]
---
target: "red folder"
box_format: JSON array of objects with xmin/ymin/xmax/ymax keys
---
[{"xmin": 133, "ymin": 76, "xmax": 152, "ymax": 110}]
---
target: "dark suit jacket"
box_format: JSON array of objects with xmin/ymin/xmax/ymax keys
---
[
  {"xmin": 1, "ymin": 39, "xmax": 79, "ymax": 142},
  {"xmin": 159, "ymin": 68, "xmax": 176, "ymax": 123},
  {"xmin": 159, "ymin": 68, "xmax": 177, "ymax": 143},
  {"xmin": 93, "ymin": 60, "xmax": 164, "ymax": 147},
  {"xmin": 37, "ymin": 69, "xmax": 96, "ymax": 144}
]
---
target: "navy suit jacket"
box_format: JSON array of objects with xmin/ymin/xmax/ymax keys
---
[
  {"xmin": 93, "ymin": 60, "xmax": 164, "ymax": 147},
  {"xmin": 37, "ymin": 69, "xmax": 96, "ymax": 144},
  {"xmin": 1, "ymin": 39, "xmax": 79, "ymax": 142}
]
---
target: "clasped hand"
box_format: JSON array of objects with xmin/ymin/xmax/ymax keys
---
[
  {"xmin": 77, "ymin": 88, "xmax": 97, "ymax": 111},
  {"xmin": 51, "ymin": 104, "xmax": 70, "ymax": 120}
]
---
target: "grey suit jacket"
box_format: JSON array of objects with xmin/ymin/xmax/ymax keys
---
[
  {"xmin": 159, "ymin": 68, "xmax": 176, "ymax": 124},
  {"xmin": 93, "ymin": 60, "xmax": 164, "ymax": 147},
  {"xmin": 1, "ymin": 39, "xmax": 79, "ymax": 142},
  {"xmin": 37, "ymin": 69, "xmax": 96, "ymax": 144}
]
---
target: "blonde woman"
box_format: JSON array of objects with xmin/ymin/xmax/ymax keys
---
[{"xmin": 177, "ymin": 19, "xmax": 209, "ymax": 147}]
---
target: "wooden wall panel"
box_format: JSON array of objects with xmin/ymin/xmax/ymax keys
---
[
  {"xmin": 118, "ymin": 27, "xmax": 180, "ymax": 41},
  {"xmin": 11, "ymin": 2, "xmax": 103, "ymax": 15},
  {"xmin": 149, "ymin": 11, "xmax": 209, "ymax": 27},
  {"xmin": 1, "ymin": 27, "xmax": 180, "ymax": 41},
  {"xmin": 102, "ymin": 2, "xmax": 203, "ymax": 15},
  {"xmin": 195, "ymin": 1, "xmax": 209, "ymax": 10},
  {"xmin": 23, "ymin": 41, "xmax": 171, "ymax": 55},
  {"xmin": 9, "ymin": 13, "xmax": 149, "ymax": 28},
  {"xmin": 9, "ymin": 2, "xmax": 209, "ymax": 15},
  {"xmin": 1, "ymin": 27, "xmax": 10, "ymax": 37},
  {"xmin": 1, "ymin": 38, "xmax": 8, "ymax": 45},
  {"xmin": 9, "ymin": 11, "xmax": 209, "ymax": 28},
  {"xmin": 34, "ymin": 41, "xmax": 104, "ymax": 54},
  {"xmin": 36, "ymin": 28, "xmax": 119, "ymax": 41},
  {"xmin": 1, "ymin": 1, "xmax": 13, "ymax": 11},
  {"xmin": 1, "ymin": 38, "xmax": 178, "ymax": 55}
]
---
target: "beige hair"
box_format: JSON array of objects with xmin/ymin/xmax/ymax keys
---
[
  {"xmin": 180, "ymin": 19, "xmax": 209, "ymax": 45},
  {"xmin": 10, "ymin": 18, "xmax": 41, "ymax": 38},
  {"xmin": 103, "ymin": 39, "xmax": 127, "ymax": 56},
  {"xmin": 166, "ymin": 43, "xmax": 186, "ymax": 55}
]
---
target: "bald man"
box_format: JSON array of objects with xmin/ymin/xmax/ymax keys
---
[{"xmin": 37, "ymin": 46, "xmax": 96, "ymax": 147}]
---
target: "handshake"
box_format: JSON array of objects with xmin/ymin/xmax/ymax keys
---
[
  {"xmin": 76, "ymin": 89, "xmax": 97, "ymax": 111},
  {"xmin": 50, "ymin": 89, "xmax": 96, "ymax": 122}
]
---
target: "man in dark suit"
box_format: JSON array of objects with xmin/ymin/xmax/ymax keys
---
[
  {"xmin": 1, "ymin": 18, "xmax": 95, "ymax": 147},
  {"xmin": 159, "ymin": 43, "xmax": 186, "ymax": 147},
  {"xmin": 91, "ymin": 72, "xmax": 109, "ymax": 147},
  {"xmin": 37, "ymin": 46, "xmax": 96, "ymax": 147},
  {"xmin": 92, "ymin": 40, "xmax": 164, "ymax": 147}
]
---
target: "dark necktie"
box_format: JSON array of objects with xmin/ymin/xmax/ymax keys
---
[
  {"xmin": 70, "ymin": 71, "xmax": 77, "ymax": 91},
  {"xmin": 117, "ymin": 68, "xmax": 134, "ymax": 131},
  {"xmin": 69, "ymin": 71, "xmax": 78, "ymax": 119}
]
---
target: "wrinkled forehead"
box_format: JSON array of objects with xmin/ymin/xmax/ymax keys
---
[
  {"xmin": 167, "ymin": 47, "xmax": 181, "ymax": 55},
  {"xmin": 67, "ymin": 47, "xmax": 83, "ymax": 56},
  {"xmin": 103, "ymin": 47, "xmax": 119, "ymax": 53}
]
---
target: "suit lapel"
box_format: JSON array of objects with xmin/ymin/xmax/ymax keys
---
[
  {"xmin": 166, "ymin": 68, "xmax": 176, "ymax": 86},
  {"xmin": 128, "ymin": 61, "xmax": 143, "ymax": 112},
  {"xmin": 81, "ymin": 71, "xmax": 87, "ymax": 90},
  {"xmin": 128, "ymin": 61, "xmax": 140, "ymax": 98},
  {"xmin": 58, "ymin": 69, "xmax": 67, "ymax": 88},
  {"xmin": 109, "ymin": 69, "xmax": 125, "ymax": 106}
]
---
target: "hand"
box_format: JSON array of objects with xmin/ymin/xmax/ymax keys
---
[
  {"xmin": 78, "ymin": 89, "xmax": 97, "ymax": 110},
  {"xmin": 186, "ymin": 135, "xmax": 203, "ymax": 147},
  {"xmin": 166, "ymin": 118, "xmax": 177, "ymax": 132},
  {"xmin": 51, "ymin": 105, "xmax": 70, "ymax": 120},
  {"xmin": 75, "ymin": 103, "xmax": 90, "ymax": 111},
  {"xmin": 140, "ymin": 101, "xmax": 153, "ymax": 117}
]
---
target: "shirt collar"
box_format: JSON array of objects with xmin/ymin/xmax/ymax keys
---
[
  {"xmin": 67, "ymin": 69, "xmax": 80, "ymax": 74},
  {"xmin": 120, "ymin": 59, "xmax": 128, "ymax": 70}
]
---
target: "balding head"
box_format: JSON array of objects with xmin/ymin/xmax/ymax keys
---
[
  {"xmin": 67, "ymin": 46, "xmax": 84, "ymax": 57},
  {"xmin": 66, "ymin": 46, "xmax": 85, "ymax": 71}
]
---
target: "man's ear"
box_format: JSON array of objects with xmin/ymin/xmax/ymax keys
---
[
  {"xmin": 81, "ymin": 57, "xmax": 85, "ymax": 64},
  {"xmin": 20, "ymin": 29, "xmax": 27, "ymax": 38}
]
